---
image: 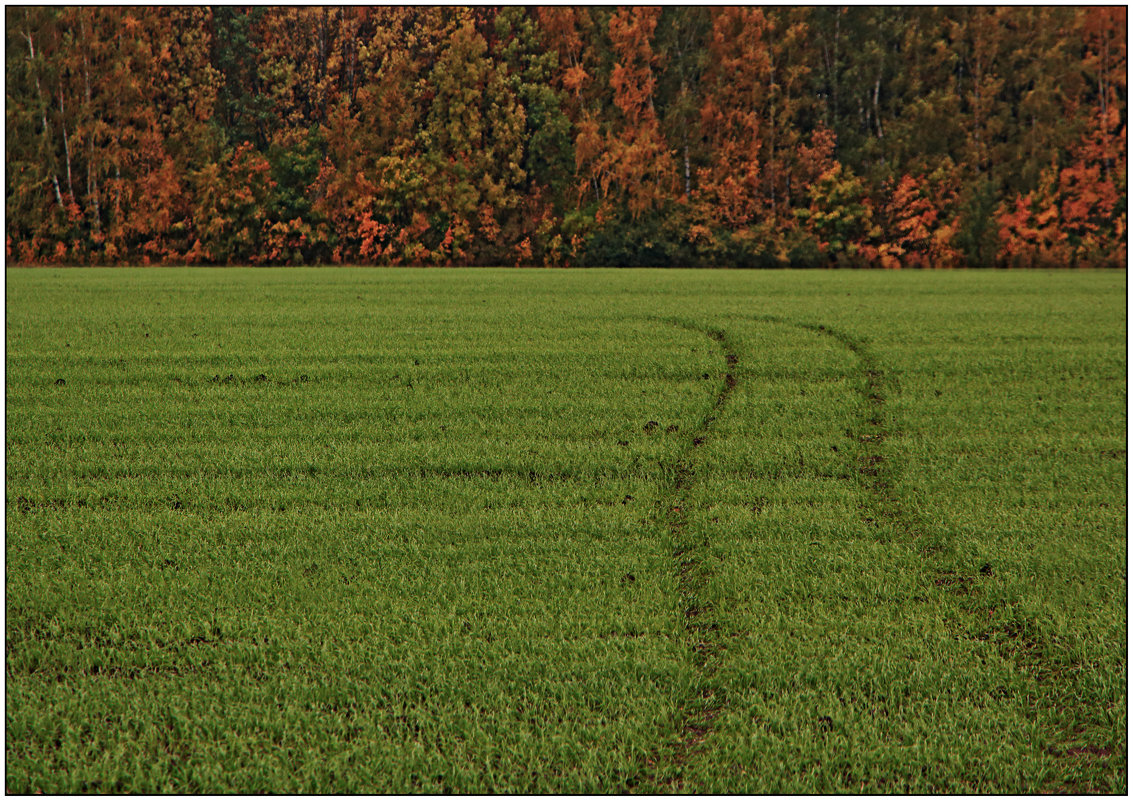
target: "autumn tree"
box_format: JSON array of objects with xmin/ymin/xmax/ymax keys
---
[
  {"xmin": 6, "ymin": 6, "xmax": 70, "ymax": 261},
  {"xmin": 697, "ymin": 7, "xmax": 772, "ymax": 228},
  {"xmin": 417, "ymin": 16, "xmax": 527, "ymax": 264},
  {"xmin": 3, "ymin": 7, "xmax": 1127, "ymax": 268},
  {"xmin": 798, "ymin": 163, "xmax": 879, "ymax": 266},
  {"xmin": 211, "ymin": 7, "xmax": 272, "ymax": 149},
  {"xmin": 495, "ymin": 7, "xmax": 573, "ymax": 263},
  {"xmin": 654, "ymin": 7, "xmax": 710, "ymax": 199},
  {"xmin": 876, "ymin": 172, "xmax": 960, "ymax": 268}
]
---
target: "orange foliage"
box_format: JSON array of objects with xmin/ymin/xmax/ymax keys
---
[{"xmin": 879, "ymin": 174, "xmax": 960, "ymax": 269}]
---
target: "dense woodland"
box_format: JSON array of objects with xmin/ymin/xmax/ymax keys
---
[{"xmin": 5, "ymin": 6, "xmax": 1127, "ymax": 268}]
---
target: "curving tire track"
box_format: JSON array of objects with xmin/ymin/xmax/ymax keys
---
[
  {"xmin": 626, "ymin": 319, "xmax": 737, "ymax": 793},
  {"xmin": 788, "ymin": 318, "xmax": 1114, "ymax": 791},
  {"xmin": 631, "ymin": 314, "xmax": 1097, "ymax": 793},
  {"xmin": 633, "ymin": 315, "xmax": 896, "ymax": 793}
]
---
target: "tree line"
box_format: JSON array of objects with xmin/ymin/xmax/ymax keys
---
[{"xmin": 5, "ymin": 6, "xmax": 1126, "ymax": 268}]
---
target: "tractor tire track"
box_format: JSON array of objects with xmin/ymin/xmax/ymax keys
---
[
  {"xmin": 630, "ymin": 315, "xmax": 1108, "ymax": 792},
  {"xmin": 790, "ymin": 320, "xmax": 905, "ymax": 539},
  {"xmin": 634, "ymin": 317, "xmax": 888, "ymax": 792},
  {"xmin": 757, "ymin": 316, "xmax": 1112, "ymax": 792},
  {"xmin": 747, "ymin": 315, "xmax": 918, "ymax": 548},
  {"xmin": 629, "ymin": 319, "xmax": 737, "ymax": 793}
]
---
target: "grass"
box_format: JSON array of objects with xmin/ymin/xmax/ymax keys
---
[{"xmin": 5, "ymin": 267, "xmax": 1126, "ymax": 793}]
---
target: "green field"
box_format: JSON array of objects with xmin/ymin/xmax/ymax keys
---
[{"xmin": 6, "ymin": 267, "xmax": 1126, "ymax": 793}]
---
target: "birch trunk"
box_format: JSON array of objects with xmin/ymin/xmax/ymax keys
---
[
  {"xmin": 81, "ymin": 12, "xmax": 101, "ymax": 235},
  {"xmin": 23, "ymin": 22, "xmax": 65, "ymax": 209},
  {"xmin": 59, "ymin": 91, "xmax": 74, "ymax": 200}
]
